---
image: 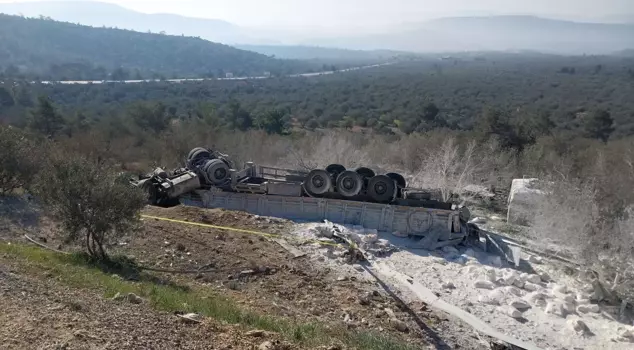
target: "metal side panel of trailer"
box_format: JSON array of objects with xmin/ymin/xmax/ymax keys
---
[{"xmin": 180, "ymin": 190, "xmax": 467, "ymax": 241}]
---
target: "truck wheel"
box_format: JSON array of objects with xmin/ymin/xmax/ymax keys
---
[
  {"xmin": 336, "ymin": 171, "xmax": 363, "ymax": 198},
  {"xmin": 187, "ymin": 147, "xmax": 207, "ymax": 160},
  {"xmin": 304, "ymin": 169, "xmax": 332, "ymax": 196},
  {"xmin": 187, "ymin": 148, "xmax": 212, "ymax": 169},
  {"xmin": 368, "ymin": 175, "xmax": 396, "ymax": 203},
  {"xmin": 325, "ymin": 164, "xmax": 346, "ymax": 177},
  {"xmin": 203, "ymin": 159, "xmax": 230, "ymax": 186},
  {"xmin": 355, "ymin": 167, "xmax": 376, "ymax": 179},
  {"xmin": 386, "ymin": 172, "xmax": 406, "ymax": 198}
]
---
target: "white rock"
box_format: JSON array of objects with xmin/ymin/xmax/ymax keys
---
[
  {"xmin": 619, "ymin": 328, "xmax": 634, "ymax": 342},
  {"xmin": 582, "ymin": 284, "xmax": 594, "ymax": 293},
  {"xmin": 539, "ymin": 272, "xmax": 551, "ymax": 282},
  {"xmin": 362, "ymin": 234, "xmax": 379, "ymax": 244},
  {"xmin": 463, "ymin": 248, "xmax": 476, "ymax": 257},
  {"xmin": 563, "ymin": 295, "xmax": 576, "ymax": 304},
  {"xmin": 315, "ymin": 226, "xmax": 335, "ymax": 238},
  {"xmin": 523, "ymin": 282, "xmax": 539, "ymax": 291},
  {"xmin": 488, "ymin": 255, "xmax": 503, "ymax": 268},
  {"xmin": 576, "ymin": 292, "xmax": 590, "ymax": 301},
  {"xmin": 478, "ymin": 295, "xmax": 498, "ymax": 305},
  {"xmin": 504, "ymin": 271, "xmax": 519, "ymax": 286},
  {"xmin": 485, "ymin": 269, "xmax": 497, "ymax": 283},
  {"xmin": 587, "ymin": 304, "xmax": 600, "ymax": 313},
  {"xmin": 563, "ymin": 302, "xmax": 576, "ymax": 314},
  {"xmin": 567, "ymin": 319, "xmax": 591, "ymax": 335},
  {"xmin": 441, "ymin": 282, "xmax": 456, "ymax": 289},
  {"xmin": 525, "ymin": 292, "xmax": 548, "ymax": 306},
  {"xmin": 577, "ymin": 298, "xmax": 591, "ymax": 305},
  {"xmin": 577, "ymin": 305, "xmax": 591, "ymax": 313},
  {"xmin": 526, "ymin": 274, "xmax": 542, "ymax": 284},
  {"xmin": 509, "ymin": 299, "xmax": 531, "ymax": 310},
  {"xmin": 353, "ymin": 225, "xmax": 364, "ymax": 232},
  {"xmin": 474, "ymin": 280, "xmax": 495, "ymax": 289},
  {"xmin": 528, "ymin": 255, "xmax": 543, "ymax": 264},
  {"xmin": 499, "ymin": 305, "xmax": 523, "ymax": 319},
  {"xmin": 553, "ymin": 284, "xmax": 568, "ymax": 294},
  {"xmin": 513, "ymin": 279, "xmax": 525, "ymax": 289},
  {"xmin": 466, "ymin": 266, "xmax": 479, "ymax": 274},
  {"xmin": 519, "ymin": 273, "xmax": 529, "ymax": 282},
  {"xmin": 478, "ymin": 290, "xmax": 505, "ymax": 306},
  {"xmin": 545, "ymin": 302, "xmax": 565, "ymax": 317},
  {"xmin": 504, "ymin": 286, "xmax": 524, "ymax": 297},
  {"xmin": 488, "ymin": 289, "xmax": 506, "ymax": 305}
]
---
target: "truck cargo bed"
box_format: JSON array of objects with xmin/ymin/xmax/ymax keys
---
[{"xmin": 180, "ymin": 189, "xmax": 467, "ymax": 242}]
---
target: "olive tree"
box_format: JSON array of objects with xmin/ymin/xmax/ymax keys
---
[
  {"xmin": 34, "ymin": 154, "xmax": 146, "ymax": 259},
  {"xmin": 0, "ymin": 125, "xmax": 39, "ymax": 194}
]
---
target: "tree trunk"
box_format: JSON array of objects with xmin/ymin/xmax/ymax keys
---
[{"xmin": 85, "ymin": 232, "xmax": 95, "ymax": 257}]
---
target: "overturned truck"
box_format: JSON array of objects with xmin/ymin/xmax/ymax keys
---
[{"xmin": 131, "ymin": 147, "xmax": 473, "ymax": 247}]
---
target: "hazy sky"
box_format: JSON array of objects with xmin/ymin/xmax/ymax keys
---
[{"xmin": 1, "ymin": 0, "xmax": 633, "ymax": 28}]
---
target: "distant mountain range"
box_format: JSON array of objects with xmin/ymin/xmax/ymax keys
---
[
  {"xmin": 0, "ymin": 14, "xmax": 313, "ymax": 80},
  {"xmin": 0, "ymin": 0, "xmax": 270, "ymax": 45},
  {"xmin": 0, "ymin": 1, "xmax": 633, "ymax": 55},
  {"xmin": 305, "ymin": 16, "xmax": 634, "ymax": 55}
]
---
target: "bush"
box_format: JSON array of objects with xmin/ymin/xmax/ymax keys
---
[
  {"xmin": 0, "ymin": 125, "xmax": 39, "ymax": 194},
  {"xmin": 34, "ymin": 153, "xmax": 147, "ymax": 259}
]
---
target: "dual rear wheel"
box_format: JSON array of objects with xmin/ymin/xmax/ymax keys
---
[{"xmin": 304, "ymin": 164, "xmax": 405, "ymax": 203}]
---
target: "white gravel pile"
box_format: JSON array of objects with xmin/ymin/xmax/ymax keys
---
[{"xmin": 289, "ymin": 221, "xmax": 634, "ymax": 350}]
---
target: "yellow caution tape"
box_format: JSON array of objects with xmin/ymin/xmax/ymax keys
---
[{"xmin": 140, "ymin": 215, "xmax": 344, "ymax": 248}]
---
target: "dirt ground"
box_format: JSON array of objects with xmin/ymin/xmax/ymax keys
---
[
  {"xmin": 1, "ymin": 200, "xmax": 485, "ymax": 349},
  {"xmin": 0, "ymin": 263, "xmax": 301, "ymax": 350}
]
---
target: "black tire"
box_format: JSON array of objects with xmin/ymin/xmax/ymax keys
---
[
  {"xmin": 187, "ymin": 148, "xmax": 212, "ymax": 169},
  {"xmin": 386, "ymin": 173, "xmax": 406, "ymax": 188},
  {"xmin": 202, "ymin": 159, "xmax": 230, "ymax": 186},
  {"xmin": 386, "ymin": 172, "xmax": 406, "ymax": 198},
  {"xmin": 368, "ymin": 175, "xmax": 397, "ymax": 203},
  {"xmin": 336, "ymin": 170, "xmax": 363, "ymax": 197},
  {"xmin": 325, "ymin": 164, "xmax": 346, "ymax": 177},
  {"xmin": 355, "ymin": 167, "xmax": 376, "ymax": 179},
  {"xmin": 304, "ymin": 169, "xmax": 332, "ymax": 196},
  {"xmin": 187, "ymin": 147, "xmax": 208, "ymax": 161}
]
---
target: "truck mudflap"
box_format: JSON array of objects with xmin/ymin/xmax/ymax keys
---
[{"xmin": 180, "ymin": 189, "xmax": 468, "ymax": 243}]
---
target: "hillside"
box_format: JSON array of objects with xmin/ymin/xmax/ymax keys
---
[
  {"xmin": 0, "ymin": 0, "xmax": 263, "ymax": 45},
  {"xmin": 307, "ymin": 16, "xmax": 634, "ymax": 55},
  {"xmin": 0, "ymin": 14, "xmax": 312, "ymax": 80}
]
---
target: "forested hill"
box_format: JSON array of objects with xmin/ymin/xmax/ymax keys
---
[{"xmin": 0, "ymin": 14, "xmax": 313, "ymax": 80}]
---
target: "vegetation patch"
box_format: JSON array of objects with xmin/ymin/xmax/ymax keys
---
[{"xmin": 0, "ymin": 242, "xmax": 420, "ymax": 350}]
